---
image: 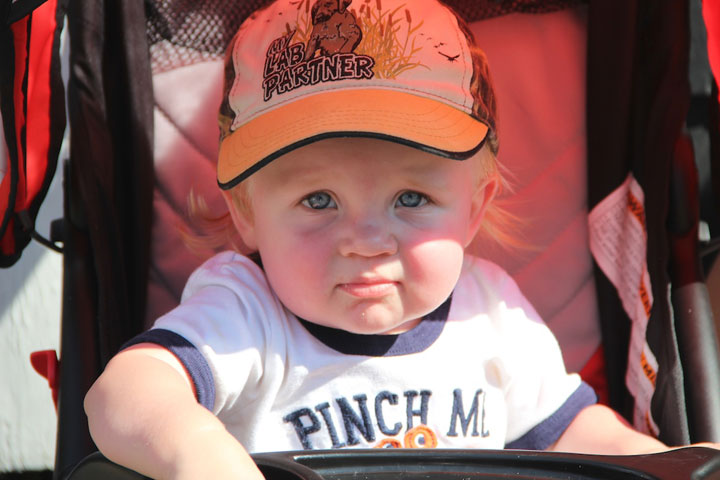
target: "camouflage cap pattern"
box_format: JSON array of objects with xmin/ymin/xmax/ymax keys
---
[{"xmin": 218, "ymin": 0, "xmax": 498, "ymax": 189}]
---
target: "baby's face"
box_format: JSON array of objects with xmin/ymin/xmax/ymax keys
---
[{"xmin": 235, "ymin": 138, "xmax": 493, "ymax": 335}]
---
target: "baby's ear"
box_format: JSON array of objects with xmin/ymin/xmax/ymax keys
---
[
  {"xmin": 222, "ymin": 190, "xmax": 258, "ymax": 251},
  {"xmin": 466, "ymin": 176, "xmax": 499, "ymax": 247}
]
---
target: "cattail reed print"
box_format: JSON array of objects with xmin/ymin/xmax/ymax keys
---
[
  {"xmin": 285, "ymin": 0, "xmax": 313, "ymax": 45},
  {"xmin": 351, "ymin": 1, "xmax": 427, "ymax": 79}
]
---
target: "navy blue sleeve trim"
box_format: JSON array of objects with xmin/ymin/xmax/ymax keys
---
[
  {"xmin": 122, "ymin": 329, "xmax": 216, "ymax": 412},
  {"xmin": 505, "ymin": 381, "xmax": 597, "ymax": 451}
]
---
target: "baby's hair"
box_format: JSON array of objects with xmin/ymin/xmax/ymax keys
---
[
  {"xmin": 178, "ymin": 175, "xmax": 257, "ymax": 256},
  {"xmin": 466, "ymin": 146, "xmax": 527, "ymax": 252},
  {"xmin": 229, "ymin": 181, "xmax": 254, "ymax": 222},
  {"xmin": 178, "ymin": 189, "xmax": 245, "ymax": 256}
]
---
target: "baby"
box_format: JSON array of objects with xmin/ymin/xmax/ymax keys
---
[{"xmin": 83, "ymin": 0, "xmax": 702, "ymax": 478}]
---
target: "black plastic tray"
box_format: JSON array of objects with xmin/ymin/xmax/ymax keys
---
[{"xmin": 67, "ymin": 447, "xmax": 720, "ymax": 479}]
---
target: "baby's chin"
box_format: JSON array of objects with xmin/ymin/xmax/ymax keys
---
[
  {"xmin": 373, "ymin": 317, "xmax": 423, "ymax": 335},
  {"xmin": 304, "ymin": 307, "xmax": 424, "ymax": 336},
  {"xmin": 284, "ymin": 292, "xmax": 444, "ymax": 335}
]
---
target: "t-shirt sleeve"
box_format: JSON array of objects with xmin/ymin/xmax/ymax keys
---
[
  {"xmin": 122, "ymin": 252, "xmax": 291, "ymax": 416},
  {"xmin": 123, "ymin": 328, "xmax": 216, "ymax": 411},
  {"xmin": 467, "ymin": 258, "xmax": 597, "ymax": 450},
  {"xmin": 499, "ymin": 271, "xmax": 597, "ymax": 449},
  {"xmin": 505, "ymin": 381, "xmax": 596, "ymax": 450}
]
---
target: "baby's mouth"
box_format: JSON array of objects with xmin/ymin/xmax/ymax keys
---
[{"xmin": 338, "ymin": 280, "xmax": 398, "ymax": 298}]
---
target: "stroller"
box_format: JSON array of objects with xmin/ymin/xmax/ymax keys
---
[{"xmin": 3, "ymin": 0, "xmax": 720, "ymax": 478}]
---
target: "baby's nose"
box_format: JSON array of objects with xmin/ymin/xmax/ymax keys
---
[{"xmin": 338, "ymin": 217, "xmax": 398, "ymax": 258}]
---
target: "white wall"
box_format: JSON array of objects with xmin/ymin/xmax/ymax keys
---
[{"xmin": 0, "ymin": 127, "xmax": 63, "ymax": 471}]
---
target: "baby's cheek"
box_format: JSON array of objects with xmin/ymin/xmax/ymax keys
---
[
  {"xmin": 261, "ymin": 241, "xmax": 330, "ymax": 313},
  {"xmin": 406, "ymin": 238, "xmax": 465, "ymax": 295}
]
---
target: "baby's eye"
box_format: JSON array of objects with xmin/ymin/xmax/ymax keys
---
[
  {"xmin": 302, "ymin": 192, "xmax": 336, "ymax": 210},
  {"xmin": 396, "ymin": 191, "xmax": 428, "ymax": 208}
]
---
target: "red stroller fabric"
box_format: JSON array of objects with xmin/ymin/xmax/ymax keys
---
[{"xmin": 0, "ymin": 0, "xmax": 65, "ymax": 267}]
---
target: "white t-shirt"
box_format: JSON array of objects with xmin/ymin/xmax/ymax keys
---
[{"xmin": 127, "ymin": 251, "xmax": 595, "ymax": 453}]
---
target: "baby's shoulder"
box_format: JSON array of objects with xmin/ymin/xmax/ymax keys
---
[
  {"xmin": 179, "ymin": 251, "xmax": 287, "ymax": 321},
  {"xmin": 184, "ymin": 251, "xmax": 268, "ymax": 295},
  {"xmin": 159, "ymin": 251, "xmax": 290, "ymax": 344},
  {"xmin": 457, "ymin": 254, "xmax": 544, "ymax": 328},
  {"xmin": 456, "ymin": 254, "xmax": 535, "ymax": 315},
  {"xmin": 461, "ymin": 254, "xmax": 516, "ymax": 290},
  {"xmin": 194, "ymin": 250, "xmax": 259, "ymax": 274}
]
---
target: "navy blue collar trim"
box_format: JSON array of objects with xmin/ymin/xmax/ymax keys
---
[{"xmin": 298, "ymin": 295, "xmax": 451, "ymax": 357}]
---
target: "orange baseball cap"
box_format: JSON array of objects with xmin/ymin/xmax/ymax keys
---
[{"xmin": 217, "ymin": 0, "xmax": 497, "ymax": 189}]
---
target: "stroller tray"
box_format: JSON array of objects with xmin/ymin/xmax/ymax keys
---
[{"xmin": 67, "ymin": 447, "xmax": 720, "ymax": 479}]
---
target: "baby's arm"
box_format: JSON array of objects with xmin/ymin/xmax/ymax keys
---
[
  {"xmin": 550, "ymin": 403, "xmax": 720, "ymax": 455},
  {"xmin": 84, "ymin": 344, "xmax": 265, "ymax": 480},
  {"xmin": 549, "ymin": 404, "xmax": 668, "ymax": 454},
  {"xmin": 553, "ymin": 403, "xmax": 720, "ymax": 455}
]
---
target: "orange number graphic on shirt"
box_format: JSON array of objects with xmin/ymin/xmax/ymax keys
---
[{"xmin": 375, "ymin": 425, "xmax": 438, "ymax": 449}]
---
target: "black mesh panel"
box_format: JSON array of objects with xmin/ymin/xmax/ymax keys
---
[{"xmin": 145, "ymin": 0, "xmax": 587, "ymax": 73}]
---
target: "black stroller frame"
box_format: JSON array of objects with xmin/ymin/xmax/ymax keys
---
[{"xmin": 3, "ymin": 0, "xmax": 720, "ymax": 478}]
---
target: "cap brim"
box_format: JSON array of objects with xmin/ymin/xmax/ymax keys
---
[{"xmin": 218, "ymin": 89, "xmax": 489, "ymax": 189}]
